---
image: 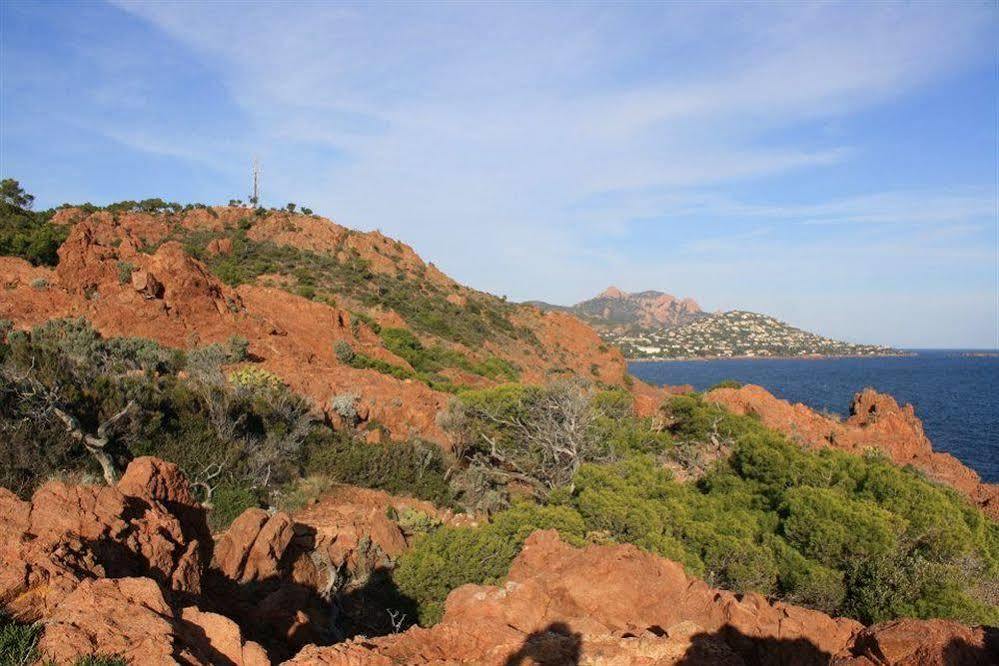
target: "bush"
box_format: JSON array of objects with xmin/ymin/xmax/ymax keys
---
[
  {"xmin": 334, "ymin": 340, "xmax": 356, "ymax": 364},
  {"xmin": 304, "ymin": 431, "xmax": 453, "ymax": 506},
  {"xmin": 421, "ymin": 393, "xmax": 999, "ymax": 627},
  {"xmin": 0, "ymin": 180, "xmax": 67, "ymax": 267},
  {"xmin": 208, "ymin": 483, "xmax": 261, "ymax": 532},
  {"xmin": 709, "ymin": 379, "xmax": 744, "ymax": 390},
  {"xmin": 394, "ymin": 503, "xmax": 586, "ymax": 625}
]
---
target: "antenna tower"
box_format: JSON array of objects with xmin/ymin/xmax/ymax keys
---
[{"xmin": 251, "ymin": 158, "xmax": 260, "ymax": 205}]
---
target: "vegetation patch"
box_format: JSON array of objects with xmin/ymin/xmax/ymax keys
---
[
  {"xmin": 399, "ymin": 392, "xmax": 998, "ymax": 627},
  {"xmin": 0, "ymin": 179, "xmax": 67, "ymax": 267}
]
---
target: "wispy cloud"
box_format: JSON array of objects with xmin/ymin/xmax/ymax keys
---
[{"xmin": 7, "ymin": 1, "xmax": 995, "ymax": 346}]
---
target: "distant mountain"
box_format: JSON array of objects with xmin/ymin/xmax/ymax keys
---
[
  {"xmin": 529, "ymin": 286, "xmax": 705, "ymax": 335},
  {"xmin": 621, "ymin": 310, "xmax": 901, "ymax": 360}
]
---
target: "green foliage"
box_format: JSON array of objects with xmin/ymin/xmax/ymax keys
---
[
  {"xmin": 0, "ymin": 180, "xmax": 67, "ymax": 266},
  {"xmin": 208, "ymin": 483, "xmax": 261, "ymax": 533},
  {"xmin": 396, "ymin": 506, "xmax": 443, "ymax": 535},
  {"xmin": 116, "ymin": 261, "xmax": 135, "ymax": 285},
  {"xmin": 709, "ymin": 379, "xmax": 744, "ymax": 390},
  {"xmin": 334, "ymin": 340, "xmax": 356, "ymax": 364},
  {"xmin": 378, "ymin": 327, "xmax": 519, "ymax": 383},
  {"xmin": 395, "ymin": 503, "xmax": 586, "ymax": 624},
  {"xmin": 407, "ymin": 392, "xmax": 998, "ymax": 627},
  {"xmin": 0, "ymin": 613, "xmax": 40, "ymax": 666},
  {"xmin": 0, "ymin": 319, "xmax": 309, "ymax": 531},
  {"xmin": 303, "ymin": 431, "xmax": 453, "ymax": 506},
  {"xmin": 441, "ymin": 383, "xmax": 671, "ymax": 510},
  {"xmin": 72, "ymin": 657, "xmax": 128, "ymax": 666}
]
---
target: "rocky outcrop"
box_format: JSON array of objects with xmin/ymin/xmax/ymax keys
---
[
  {"xmin": 0, "ymin": 457, "xmax": 268, "ymax": 664},
  {"xmin": 0, "ymin": 457, "xmax": 207, "ymax": 622},
  {"xmin": 531, "ymin": 286, "xmax": 704, "ymax": 335},
  {"xmin": 287, "ymin": 531, "xmax": 996, "ymax": 666},
  {"xmin": 832, "ymin": 619, "xmax": 996, "ymax": 666},
  {"xmin": 37, "ymin": 576, "xmax": 269, "ymax": 666},
  {"xmin": 706, "ymin": 385, "xmax": 999, "ymax": 519},
  {"xmin": 203, "ymin": 485, "xmax": 481, "ymax": 657}
]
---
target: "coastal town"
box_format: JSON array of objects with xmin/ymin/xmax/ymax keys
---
[{"xmin": 611, "ymin": 310, "xmax": 901, "ymax": 360}]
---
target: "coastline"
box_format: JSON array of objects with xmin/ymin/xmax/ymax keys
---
[{"xmin": 627, "ymin": 352, "xmax": 916, "ymax": 363}]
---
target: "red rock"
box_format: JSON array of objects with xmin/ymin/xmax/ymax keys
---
[
  {"xmin": 285, "ymin": 530, "xmax": 861, "ymax": 665},
  {"xmin": 179, "ymin": 606, "xmax": 271, "ymax": 666},
  {"xmin": 131, "ymin": 268, "xmax": 164, "ymax": 298},
  {"xmin": 207, "ymin": 237, "xmax": 233, "ymax": 256},
  {"xmin": 832, "ymin": 618, "xmax": 996, "ymax": 666},
  {"xmin": 38, "ymin": 577, "xmax": 181, "ymax": 665},
  {"xmin": 0, "ymin": 459, "xmax": 207, "ymax": 622}
]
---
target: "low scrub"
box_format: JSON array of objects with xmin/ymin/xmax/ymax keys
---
[
  {"xmin": 303, "ymin": 431, "xmax": 453, "ymax": 506},
  {"xmin": 398, "ymin": 393, "xmax": 998, "ymax": 627}
]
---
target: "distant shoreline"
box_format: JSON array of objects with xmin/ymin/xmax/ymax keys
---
[{"xmin": 628, "ymin": 352, "xmax": 916, "ymax": 363}]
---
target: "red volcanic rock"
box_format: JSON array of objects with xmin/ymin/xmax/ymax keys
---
[
  {"xmin": 286, "ymin": 530, "xmax": 861, "ymax": 665},
  {"xmin": 212, "ymin": 508, "xmax": 273, "ymax": 579},
  {"xmin": 38, "ymin": 577, "xmax": 182, "ymax": 665},
  {"xmin": 207, "ymin": 237, "xmax": 233, "ymax": 256},
  {"xmin": 832, "ymin": 619, "xmax": 996, "ymax": 666},
  {"xmin": 0, "ymin": 459, "xmax": 207, "ymax": 622},
  {"xmin": 37, "ymin": 577, "xmax": 269, "ymax": 666},
  {"xmin": 178, "ymin": 606, "xmax": 271, "ymax": 666},
  {"xmin": 131, "ymin": 268, "xmax": 164, "ymax": 299},
  {"xmin": 706, "ymin": 385, "xmax": 999, "ymax": 518}
]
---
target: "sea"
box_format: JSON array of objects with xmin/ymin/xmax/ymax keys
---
[{"xmin": 629, "ymin": 350, "xmax": 999, "ymax": 483}]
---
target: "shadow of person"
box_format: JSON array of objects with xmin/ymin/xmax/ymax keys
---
[
  {"xmin": 504, "ymin": 622, "xmax": 582, "ymax": 666},
  {"xmin": 675, "ymin": 624, "xmax": 833, "ymax": 666}
]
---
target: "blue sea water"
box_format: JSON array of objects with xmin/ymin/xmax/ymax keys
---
[{"xmin": 629, "ymin": 351, "xmax": 998, "ymax": 483}]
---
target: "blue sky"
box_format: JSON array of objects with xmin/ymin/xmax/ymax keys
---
[{"xmin": 1, "ymin": 1, "xmax": 996, "ymax": 348}]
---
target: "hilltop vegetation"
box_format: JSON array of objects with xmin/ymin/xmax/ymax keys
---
[
  {"xmin": 621, "ymin": 310, "xmax": 900, "ymax": 359},
  {"xmin": 0, "ymin": 179, "xmax": 67, "ymax": 266}
]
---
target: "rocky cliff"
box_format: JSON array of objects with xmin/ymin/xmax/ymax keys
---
[{"xmin": 2, "ymin": 459, "xmax": 992, "ymax": 665}]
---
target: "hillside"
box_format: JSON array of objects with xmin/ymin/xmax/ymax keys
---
[
  {"xmin": 622, "ymin": 310, "xmax": 901, "ymax": 359},
  {"xmin": 529, "ymin": 285, "xmax": 705, "ymax": 335},
  {"xmin": 0, "ymin": 199, "xmax": 663, "ymax": 443}
]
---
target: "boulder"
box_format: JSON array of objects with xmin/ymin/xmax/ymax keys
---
[
  {"xmin": 0, "ymin": 459, "xmax": 208, "ymax": 622},
  {"xmin": 284, "ymin": 530, "xmax": 861, "ymax": 665},
  {"xmin": 832, "ymin": 619, "xmax": 997, "ymax": 666}
]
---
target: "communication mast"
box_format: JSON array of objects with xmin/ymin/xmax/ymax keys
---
[{"xmin": 250, "ymin": 157, "xmax": 260, "ymax": 206}]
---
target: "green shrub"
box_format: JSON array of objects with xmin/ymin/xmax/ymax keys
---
[
  {"xmin": 395, "ymin": 503, "xmax": 586, "ymax": 624},
  {"xmin": 424, "ymin": 393, "xmax": 998, "ymax": 627},
  {"xmin": 0, "ymin": 613, "xmax": 40, "ymax": 666},
  {"xmin": 334, "ymin": 340, "xmax": 356, "ymax": 364},
  {"xmin": 304, "ymin": 431, "xmax": 453, "ymax": 506},
  {"xmin": 709, "ymin": 379, "xmax": 744, "ymax": 391},
  {"xmin": 0, "ymin": 180, "xmax": 67, "ymax": 267},
  {"xmin": 73, "ymin": 656, "xmax": 128, "ymax": 666},
  {"xmin": 208, "ymin": 483, "xmax": 261, "ymax": 532},
  {"xmin": 116, "ymin": 261, "xmax": 135, "ymax": 285}
]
